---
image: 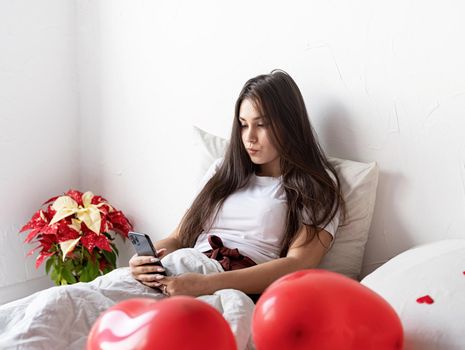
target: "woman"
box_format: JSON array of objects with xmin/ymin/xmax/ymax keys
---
[
  {"xmin": 0, "ymin": 69, "xmax": 345, "ymax": 350},
  {"xmin": 130, "ymin": 69, "xmax": 345, "ymax": 298}
]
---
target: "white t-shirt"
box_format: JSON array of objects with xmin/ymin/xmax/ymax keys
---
[{"xmin": 193, "ymin": 158, "xmax": 340, "ymax": 265}]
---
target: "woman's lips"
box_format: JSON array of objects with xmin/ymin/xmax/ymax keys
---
[{"xmin": 247, "ymin": 149, "xmax": 259, "ymax": 155}]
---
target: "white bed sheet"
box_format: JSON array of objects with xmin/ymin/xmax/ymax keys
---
[{"xmin": 0, "ymin": 248, "xmax": 256, "ymax": 350}]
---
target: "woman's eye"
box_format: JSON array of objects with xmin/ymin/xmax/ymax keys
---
[{"xmin": 240, "ymin": 125, "xmax": 248, "ymax": 128}]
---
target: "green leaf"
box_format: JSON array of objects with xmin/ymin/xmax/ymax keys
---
[
  {"xmin": 79, "ymin": 264, "xmax": 91, "ymax": 282},
  {"xmin": 50, "ymin": 265, "xmax": 61, "ymax": 286},
  {"xmin": 61, "ymin": 267, "xmax": 77, "ymax": 284},
  {"xmin": 88, "ymin": 257, "xmax": 99, "ymax": 278},
  {"xmin": 110, "ymin": 243, "xmax": 119, "ymax": 256},
  {"xmin": 45, "ymin": 257, "xmax": 53, "ymax": 275},
  {"xmin": 102, "ymin": 250, "xmax": 117, "ymax": 268}
]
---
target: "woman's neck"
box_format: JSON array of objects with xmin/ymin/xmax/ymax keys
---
[{"xmin": 257, "ymin": 162, "xmax": 281, "ymax": 177}]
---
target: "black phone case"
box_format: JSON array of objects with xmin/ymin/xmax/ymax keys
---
[{"xmin": 128, "ymin": 231, "xmax": 166, "ymax": 275}]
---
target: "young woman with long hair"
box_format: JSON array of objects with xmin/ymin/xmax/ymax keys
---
[
  {"xmin": 130, "ymin": 69, "xmax": 345, "ymax": 298},
  {"xmin": 0, "ymin": 70, "xmax": 346, "ymax": 350}
]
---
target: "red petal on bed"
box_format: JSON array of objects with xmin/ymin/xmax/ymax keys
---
[{"xmin": 416, "ymin": 295, "xmax": 434, "ymax": 304}]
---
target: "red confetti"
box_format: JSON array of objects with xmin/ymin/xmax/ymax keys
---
[{"xmin": 416, "ymin": 295, "xmax": 434, "ymax": 304}]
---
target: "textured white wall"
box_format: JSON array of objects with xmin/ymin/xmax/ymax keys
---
[
  {"xmin": 77, "ymin": 0, "xmax": 465, "ymax": 276},
  {"xmin": 0, "ymin": 0, "xmax": 79, "ymax": 303},
  {"xmin": 2, "ymin": 0, "xmax": 465, "ymax": 304}
]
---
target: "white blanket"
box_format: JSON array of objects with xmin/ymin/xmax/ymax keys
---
[{"xmin": 0, "ymin": 249, "xmax": 256, "ymax": 350}]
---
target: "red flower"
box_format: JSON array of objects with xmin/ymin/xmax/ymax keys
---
[
  {"xmin": 107, "ymin": 210, "xmax": 132, "ymax": 238},
  {"xmin": 65, "ymin": 189, "xmax": 84, "ymax": 206},
  {"xmin": 20, "ymin": 189, "xmax": 132, "ymax": 284},
  {"xmin": 20, "ymin": 210, "xmax": 48, "ymax": 236},
  {"xmin": 36, "ymin": 251, "xmax": 55, "ymax": 269}
]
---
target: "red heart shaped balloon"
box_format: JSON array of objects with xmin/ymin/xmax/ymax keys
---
[
  {"xmin": 252, "ymin": 270, "xmax": 403, "ymax": 350},
  {"xmin": 87, "ymin": 297, "xmax": 237, "ymax": 350}
]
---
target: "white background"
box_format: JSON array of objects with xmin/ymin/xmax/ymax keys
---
[{"xmin": 1, "ymin": 0, "xmax": 464, "ymax": 304}]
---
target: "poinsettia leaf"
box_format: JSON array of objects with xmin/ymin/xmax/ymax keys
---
[
  {"xmin": 61, "ymin": 268, "xmax": 77, "ymax": 284},
  {"xmin": 36, "ymin": 251, "xmax": 54, "ymax": 269},
  {"xmin": 26, "ymin": 245, "xmax": 42, "ymax": 257},
  {"xmin": 102, "ymin": 250, "xmax": 117, "ymax": 268},
  {"xmin": 42, "ymin": 195, "xmax": 60, "ymax": 206},
  {"xmin": 20, "ymin": 210, "xmax": 47, "ymax": 233},
  {"xmin": 42, "ymin": 224, "xmax": 59, "ymax": 235},
  {"xmin": 24, "ymin": 228, "xmax": 43, "ymax": 244},
  {"xmin": 110, "ymin": 242, "xmax": 119, "ymax": 256},
  {"xmin": 43, "ymin": 206, "xmax": 56, "ymax": 222},
  {"xmin": 91, "ymin": 194, "xmax": 108, "ymax": 205},
  {"xmin": 79, "ymin": 264, "xmax": 90, "ymax": 282},
  {"xmin": 50, "ymin": 264, "xmax": 60, "ymax": 285},
  {"xmin": 56, "ymin": 221, "xmax": 80, "ymax": 242},
  {"xmin": 65, "ymin": 189, "xmax": 84, "ymax": 206},
  {"xmin": 38, "ymin": 235, "xmax": 58, "ymax": 252},
  {"xmin": 98, "ymin": 203, "xmax": 111, "ymax": 216},
  {"xmin": 107, "ymin": 211, "xmax": 133, "ymax": 237},
  {"xmin": 99, "ymin": 216, "xmax": 108, "ymax": 234},
  {"xmin": 45, "ymin": 257, "xmax": 54, "ymax": 275},
  {"xmin": 94, "ymin": 235, "xmax": 112, "ymax": 252},
  {"xmin": 88, "ymin": 258, "xmax": 99, "ymax": 280}
]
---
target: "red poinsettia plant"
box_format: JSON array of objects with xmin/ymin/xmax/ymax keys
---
[{"xmin": 20, "ymin": 189, "xmax": 133, "ymax": 285}]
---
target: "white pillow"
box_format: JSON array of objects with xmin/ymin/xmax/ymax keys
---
[
  {"xmin": 361, "ymin": 239, "xmax": 465, "ymax": 350},
  {"xmin": 192, "ymin": 126, "xmax": 379, "ymax": 280}
]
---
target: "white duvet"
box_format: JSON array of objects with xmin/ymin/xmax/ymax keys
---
[{"xmin": 0, "ymin": 249, "xmax": 256, "ymax": 350}]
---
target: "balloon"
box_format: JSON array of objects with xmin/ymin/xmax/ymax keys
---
[
  {"xmin": 252, "ymin": 270, "xmax": 403, "ymax": 350},
  {"xmin": 87, "ymin": 296, "xmax": 237, "ymax": 350}
]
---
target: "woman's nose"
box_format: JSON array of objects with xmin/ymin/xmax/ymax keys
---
[{"xmin": 246, "ymin": 127, "xmax": 257, "ymax": 142}]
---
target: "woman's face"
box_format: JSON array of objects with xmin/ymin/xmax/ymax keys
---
[{"xmin": 239, "ymin": 99, "xmax": 281, "ymax": 177}]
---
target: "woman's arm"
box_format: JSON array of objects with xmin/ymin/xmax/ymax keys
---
[
  {"xmin": 129, "ymin": 225, "xmax": 184, "ymax": 288},
  {"xmin": 204, "ymin": 227, "xmax": 333, "ymax": 294},
  {"xmin": 153, "ymin": 225, "xmax": 184, "ymax": 255},
  {"xmin": 162, "ymin": 226, "xmax": 333, "ymax": 296}
]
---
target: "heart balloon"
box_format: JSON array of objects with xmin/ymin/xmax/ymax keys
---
[
  {"xmin": 252, "ymin": 270, "xmax": 403, "ymax": 350},
  {"xmin": 87, "ymin": 296, "xmax": 237, "ymax": 350}
]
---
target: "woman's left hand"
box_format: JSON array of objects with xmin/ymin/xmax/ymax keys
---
[{"xmin": 159, "ymin": 273, "xmax": 210, "ymax": 297}]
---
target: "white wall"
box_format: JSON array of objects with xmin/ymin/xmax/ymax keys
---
[
  {"xmin": 77, "ymin": 0, "xmax": 465, "ymax": 277},
  {"xmin": 0, "ymin": 0, "xmax": 79, "ymax": 303},
  {"xmin": 2, "ymin": 0, "xmax": 465, "ymax": 303}
]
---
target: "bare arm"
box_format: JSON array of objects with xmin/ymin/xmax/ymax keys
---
[
  {"xmin": 162, "ymin": 226, "xmax": 333, "ymax": 296},
  {"xmin": 153, "ymin": 225, "xmax": 184, "ymax": 255},
  {"xmin": 203, "ymin": 227, "xmax": 333, "ymax": 294},
  {"xmin": 129, "ymin": 225, "xmax": 184, "ymax": 287}
]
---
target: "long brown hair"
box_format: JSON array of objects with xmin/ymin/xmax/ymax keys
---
[{"xmin": 179, "ymin": 69, "xmax": 345, "ymax": 257}]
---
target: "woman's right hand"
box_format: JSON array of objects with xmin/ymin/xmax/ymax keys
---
[{"xmin": 129, "ymin": 248, "xmax": 168, "ymax": 288}]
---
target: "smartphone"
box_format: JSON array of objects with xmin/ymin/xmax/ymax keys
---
[{"xmin": 128, "ymin": 231, "xmax": 166, "ymax": 275}]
